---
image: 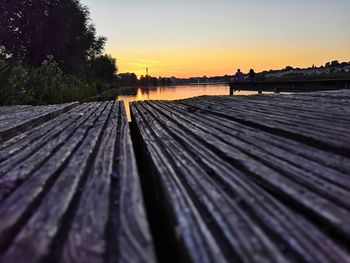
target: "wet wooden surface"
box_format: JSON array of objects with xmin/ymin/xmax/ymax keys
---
[
  {"xmin": 0, "ymin": 102, "xmax": 155, "ymax": 263},
  {"xmin": 131, "ymin": 90, "xmax": 350, "ymax": 263}
]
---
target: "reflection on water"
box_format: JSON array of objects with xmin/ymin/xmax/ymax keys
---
[{"xmin": 116, "ymin": 84, "xmax": 259, "ymax": 120}]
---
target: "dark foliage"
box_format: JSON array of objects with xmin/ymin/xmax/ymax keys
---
[
  {"xmin": 0, "ymin": 0, "xmax": 106, "ymax": 75},
  {"xmin": 118, "ymin": 73, "xmax": 138, "ymax": 86},
  {"xmin": 0, "ymin": 57, "xmax": 100, "ymax": 105},
  {"xmin": 88, "ymin": 54, "xmax": 117, "ymax": 83}
]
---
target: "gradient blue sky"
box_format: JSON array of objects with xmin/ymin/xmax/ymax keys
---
[{"xmin": 82, "ymin": 0, "xmax": 350, "ymax": 77}]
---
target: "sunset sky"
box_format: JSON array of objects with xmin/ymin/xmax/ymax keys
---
[{"xmin": 82, "ymin": 0, "xmax": 350, "ymax": 78}]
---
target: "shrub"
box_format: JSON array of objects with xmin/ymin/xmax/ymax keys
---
[
  {"xmin": 0, "ymin": 57, "xmax": 100, "ymax": 105},
  {"xmin": 0, "ymin": 60, "xmax": 30, "ymax": 105}
]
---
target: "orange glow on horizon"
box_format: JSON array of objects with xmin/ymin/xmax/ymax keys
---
[
  {"xmin": 109, "ymin": 46, "xmax": 350, "ymax": 78},
  {"xmin": 83, "ymin": 0, "xmax": 350, "ymax": 79},
  {"xmin": 111, "ymin": 49, "xmax": 350, "ymax": 78}
]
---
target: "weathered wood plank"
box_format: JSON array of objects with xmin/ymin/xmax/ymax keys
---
[
  {"xmin": 0, "ymin": 102, "xmax": 112, "ymax": 261},
  {"xmin": 130, "ymin": 91, "xmax": 350, "ymax": 262},
  {"xmin": 147, "ymin": 101, "xmax": 350, "ymax": 228},
  {"xmin": 58, "ymin": 102, "xmax": 118, "ymax": 262},
  {"xmin": 0, "ymin": 103, "xmax": 103, "ymax": 200},
  {"xmin": 0, "ymin": 103, "xmax": 97, "ymax": 161},
  {"xmin": 156, "ymin": 101, "xmax": 350, "ymax": 178},
  {"xmin": 185, "ymin": 96, "xmax": 350, "ymax": 134},
  {"xmin": 114, "ymin": 102, "xmax": 155, "ymax": 263},
  {"xmin": 135, "ymin": 103, "xmax": 298, "ymax": 262},
  {"xmin": 1, "ymin": 90, "xmax": 349, "ymax": 263},
  {"xmin": 0, "ymin": 102, "xmax": 79, "ymax": 144},
  {"xmin": 223, "ymin": 95, "xmax": 350, "ymax": 121},
  {"xmin": 61, "ymin": 102, "xmax": 155, "ymax": 263},
  {"xmin": 132, "ymin": 103, "xmax": 227, "ymax": 263},
  {"xmin": 0, "ymin": 105, "xmax": 71, "ymax": 124},
  {"xmin": 0, "ymin": 101, "xmax": 155, "ymax": 263},
  {"xmin": 179, "ymin": 97, "xmax": 350, "ymax": 155},
  {"xmin": 0, "ymin": 106, "xmax": 34, "ymax": 116},
  {"xmin": 143, "ymin": 101, "xmax": 350, "ymax": 261}
]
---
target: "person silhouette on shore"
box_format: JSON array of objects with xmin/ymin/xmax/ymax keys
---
[
  {"xmin": 234, "ymin": 69, "xmax": 245, "ymax": 83},
  {"xmin": 248, "ymin": 69, "xmax": 256, "ymax": 82}
]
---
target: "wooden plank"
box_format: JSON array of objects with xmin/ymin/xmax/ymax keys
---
[
  {"xmin": 281, "ymin": 89, "xmax": 350, "ymax": 99},
  {"xmin": 206, "ymin": 95, "xmax": 350, "ymax": 121},
  {"xmin": 0, "ymin": 102, "xmax": 109, "ymax": 254},
  {"xmin": 187, "ymin": 97, "xmax": 350, "ymax": 148},
  {"xmin": 145, "ymin": 103, "xmax": 350, "ymax": 261},
  {"xmin": 185, "ymin": 95, "xmax": 350, "ymax": 130},
  {"xmin": 0, "ymin": 103, "xmax": 97, "ymax": 161},
  {"xmin": 113, "ymin": 102, "xmax": 155, "ymax": 263},
  {"xmin": 146, "ymin": 101, "xmax": 350, "ymax": 226},
  {"xmin": 134, "ymin": 103, "xmax": 295, "ymax": 262},
  {"xmin": 0, "ymin": 105, "xmax": 69, "ymax": 124},
  {"xmin": 131, "ymin": 103, "xmax": 227, "ymax": 263},
  {"xmin": 0, "ymin": 106, "xmax": 34, "ymax": 116},
  {"xmin": 155, "ymin": 101, "xmax": 350, "ymax": 177},
  {"xmin": 61, "ymin": 102, "xmax": 155, "ymax": 263},
  {"xmin": 0, "ymin": 102, "xmax": 79, "ymax": 143},
  {"xmin": 153, "ymin": 101, "xmax": 350, "ymax": 187},
  {"xmin": 132, "ymin": 101, "xmax": 350, "ymax": 262},
  {"xmin": 178, "ymin": 96, "xmax": 350, "ymax": 155},
  {"xmin": 0, "ymin": 101, "xmax": 155, "ymax": 263},
  {"xmin": 224, "ymin": 94, "xmax": 350, "ymax": 119},
  {"xmin": 1, "ymin": 101, "xmax": 112, "ymax": 262},
  {"xmin": 130, "ymin": 92, "xmax": 350, "ymax": 262},
  {"xmin": 0, "ymin": 106, "xmax": 48, "ymax": 119},
  {"xmin": 1, "ymin": 90, "xmax": 348, "ymax": 262},
  {"xmin": 146, "ymin": 99, "xmax": 350, "ymax": 215},
  {"xmin": 0, "ymin": 103, "xmax": 103, "ymax": 200}
]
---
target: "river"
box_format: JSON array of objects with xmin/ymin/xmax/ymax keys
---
[{"xmin": 116, "ymin": 84, "xmax": 259, "ymax": 120}]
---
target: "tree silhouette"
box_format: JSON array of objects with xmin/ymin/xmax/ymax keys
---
[
  {"xmin": 88, "ymin": 55, "xmax": 117, "ymax": 83},
  {"xmin": 0, "ymin": 0, "xmax": 106, "ymax": 75},
  {"xmin": 330, "ymin": 60, "xmax": 339, "ymax": 67}
]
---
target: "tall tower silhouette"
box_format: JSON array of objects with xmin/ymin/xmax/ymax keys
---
[{"xmin": 146, "ymin": 65, "xmax": 149, "ymax": 77}]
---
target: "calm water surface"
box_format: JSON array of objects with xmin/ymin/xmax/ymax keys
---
[{"xmin": 116, "ymin": 84, "xmax": 259, "ymax": 120}]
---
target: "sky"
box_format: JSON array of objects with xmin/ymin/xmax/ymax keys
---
[{"xmin": 82, "ymin": 0, "xmax": 350, "ymax": 78}]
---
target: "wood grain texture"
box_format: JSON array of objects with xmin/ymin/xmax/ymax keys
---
[
  {"xmin": 115, "ymin": 102, "xmax": 155, "ymax": 263},
  {"xmin": 130, "ymin": 90, "xmax": 350, "ymax": 263},
  {"xmin": 0, "ymin": 101, "xmax": 155, "ymax": 263},
  {"xmin": 0, "ymin": 103, "xmax": 102, "ymax": 200},
  {"xmin": 2, "ymin": 90, "xmax": 349, "ymax": 263},
  {"xmin": 0, "ymin": 102, "xmax": 78, "ymax": 144}
]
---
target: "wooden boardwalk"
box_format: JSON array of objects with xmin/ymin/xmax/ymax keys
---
[
  {"xmin": 229, "ymin": 79, "xmax": 350, "ymax": 94},
  {"xmin": 130, "ymin": 90, "xmax": 350, "ymax": 263},
  {"xmin": 0, "ymin": 103, "xmax": 78, "ymax": 144},
  {"xmin": 0, "ymin": 101, "xmax": 155, "ymax": 263},
  {"xmin": 0, "ymin": 90, "xmax": 350, "ymax": 263}
]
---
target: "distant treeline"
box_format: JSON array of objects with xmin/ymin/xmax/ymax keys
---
[
  {"xmin": 117, "ymin": 60, "xmax": 350, "ymax": 88},
  {"xmin": 182, "ymin": 61, "xmax": 350, "ymax": 84},
  {"xmin": 0, "ymin": 0, "xmax": 118, "ymax": 105},
  {"xmin": 261, "ymin": 60, "xmax": 350, "ymax": 81},
  {"xmin": 118, "ymin": 73, "xmax": 174, "ymax": 87},
  {"xmin": 106, "ymin": 60, "xmax": 350, "ymax": 89},
  {"xmin": 118, "ymin": 73, "xmax": 234, "ymax": 87}
]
